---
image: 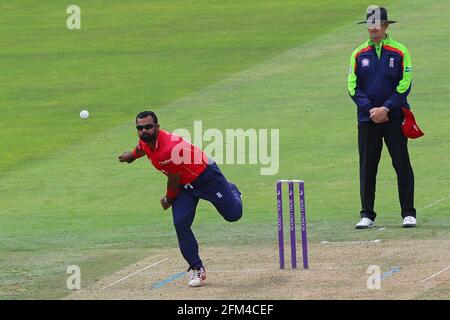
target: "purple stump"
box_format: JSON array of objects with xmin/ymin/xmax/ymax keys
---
[
  {"xmin": 277, "ymin": 181, "xmax": 284, "ymax": 269},
  {"xmin": 299, "ymin": 181, "xmax": 309, "ymax": 269},
  {"xmin": 288, "ymin": 181, "xmax": 297, "ymax": 269}
]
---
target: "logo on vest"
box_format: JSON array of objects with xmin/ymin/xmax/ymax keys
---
[
  {"xmin": 389, "ymin": 58, "xmax": 394, "ymax": 68},
  {"xmin": 362, "ymin": 58, "xmax": 370, "ymax": 67}
]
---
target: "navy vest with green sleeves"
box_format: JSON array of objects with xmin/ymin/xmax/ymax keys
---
[{"xmin": 348, "ymin": 34, "xmax": 413, "ymax": 123}]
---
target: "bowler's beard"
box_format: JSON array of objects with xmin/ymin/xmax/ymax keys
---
[{"xmin": 140, "ymin": 131, "xmax": 157, "ymax": 143}]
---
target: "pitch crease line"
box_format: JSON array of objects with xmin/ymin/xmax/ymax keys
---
[
  {"xmin": 99, "ymin": 258, "xmax": 169, "ymax": 291},
  {"xmin": 418, "ymin": 195, "xmax": 450, "ymax": 212},
  {"xmin": 420, "ymin": 266, "xmax": 450, "ymax": 283}
]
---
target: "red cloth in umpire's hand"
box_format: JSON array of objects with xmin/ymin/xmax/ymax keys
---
[{"xmin": 402, "ymin": 108, "xmax": 424, "ymax": 139}]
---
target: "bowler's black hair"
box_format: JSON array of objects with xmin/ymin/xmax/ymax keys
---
[{"xmin": 136, "ymin": 111, "xmax": 158, "ymax": 124}]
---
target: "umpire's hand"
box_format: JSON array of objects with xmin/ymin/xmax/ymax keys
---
[{"xmin": 370, "ymin": 107, "xmax": 389, "ymax": 124}]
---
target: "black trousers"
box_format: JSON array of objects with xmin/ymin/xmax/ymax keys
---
[{"xmin": 358, "ymin": 118, "xmax": 416, "ymax": 220}]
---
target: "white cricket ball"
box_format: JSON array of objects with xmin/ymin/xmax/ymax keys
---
[{"xmin": 80, "ymin": 110, "xmax": 89, "ymax": 119}]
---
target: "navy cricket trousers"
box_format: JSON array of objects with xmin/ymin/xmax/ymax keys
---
[
  {"xmin": 358, "ymin": 118, "xmax": 416, "ymax": 220},
  {"xmin": 171, "ymin": 161, "xmax": 243, "ymax": 270}
]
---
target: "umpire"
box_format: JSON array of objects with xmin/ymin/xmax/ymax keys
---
[{"xmin": 348, "ymin": 6, "xmax": 417, "ymax": 229}]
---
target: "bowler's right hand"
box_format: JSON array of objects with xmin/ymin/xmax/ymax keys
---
[{"xmin": 118, "ymin": 151, "xmax": 136, "ymax": 163}]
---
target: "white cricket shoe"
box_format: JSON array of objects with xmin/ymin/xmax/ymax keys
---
[
  {"xmin": 188, "ymin": 267, "xmax": 206, "ymax": 287},
  {"xmin": 403, "ymin": 216, "xmax": 417, "ymax": 228},
  {"xmin": 355, "ymin": 217, "xmax": 375, "ymax": 229}
]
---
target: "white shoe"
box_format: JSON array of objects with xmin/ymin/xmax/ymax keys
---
[
  {"xmin": 188, "ymin": 267, "xmax": 206, "ymax": 287},
  {"xmin": 403, "ymin": 216, "xmax": 416, "ymax": 228},
  {"xmin": 356, "ymin": 218, "xmax": 375, "ymax": 229}
]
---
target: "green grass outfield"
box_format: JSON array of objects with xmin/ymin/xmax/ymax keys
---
[{"xmin": 1, "ymin": 0, "xmax": 449, "ymax": 299}]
